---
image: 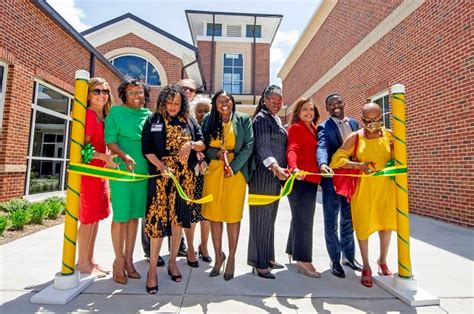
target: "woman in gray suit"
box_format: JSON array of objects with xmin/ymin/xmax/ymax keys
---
[{"xmin": 247, "ymin": 85, "xmax": 289, "ymax": 279}]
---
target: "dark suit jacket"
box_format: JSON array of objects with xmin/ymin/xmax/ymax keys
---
[
  {"xmin": 252, "ymin": 108, "xmax": 288, "ymax": 170},
  {"xmin": 202, "ymin": 111, "xmax": 254, "ymax": 182},
  {"xmin": 317, "ymin": 117, "xmax": 359, "ymax": 169}
]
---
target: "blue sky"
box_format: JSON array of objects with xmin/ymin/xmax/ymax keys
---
[{"xmin": 47, "ymin": 0, "xmax": 320, "ymax": 85}]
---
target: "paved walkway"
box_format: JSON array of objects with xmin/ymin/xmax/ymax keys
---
[{"xmin": 1, "ymin": 194, "xmax": 473, "ymax": 313}]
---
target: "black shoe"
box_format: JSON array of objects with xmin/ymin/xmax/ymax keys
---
[
  {"xmin": 268, "ymin": 261, "xmax": 284, "ymax": 269},
  {"xmin": 342, "ymin": 258, "xmax": 363, "ymax": 272},
  {"xmin": 330, "ymin": 262, "xmax": 346, "ymax": 278},
  {"xmin": 177, "ymin": 237, "xmax": 187, "ymax": 257},
  {"xmin": 167, "ymin": 265, "xmax": 182, "ymax": 282},
  {"xmin": 198, "ymin": 244, "xmax": 212, "ymax": 263},
  {"xmin": 187, "ymin": 257, "xmax": 199, "ymax": 268},
  {"xmin": 157, "ymin": 256, "xmax": 165, "ymax": 267},
  {"xmin": 146, "ymin": 272, "xmax": 158, "ymax": 295},
  {"xmin": 209, "ymin": 252, "xmax": 226, "ymax": 277},
  {"xmin": 223, "ymin": 272, "xmax": 234, "ymax": 281},
  {"xmin": 252, "ymin": 268, "xmax": 275, "ymax": 279}
]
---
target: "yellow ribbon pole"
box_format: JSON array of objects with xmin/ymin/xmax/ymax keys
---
[
  {"xmin": 61, "ymin": 70, "xmax": 89, "ymax": 275},
  {"xmin": 391, "ymin": 84, "xmax": 413, "ymax": 280}
]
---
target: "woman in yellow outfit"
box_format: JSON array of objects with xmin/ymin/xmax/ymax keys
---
[
  {"xmin": 201, "ymin": 90, "xmax": 254, "ymax": 281},
  {"xmin": 329, "ymin": 102, "xmax": 396, "ymax": 288}
]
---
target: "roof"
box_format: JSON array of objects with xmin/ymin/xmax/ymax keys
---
[
  {"xmin": 82, "ymin": 13, "xmax": 197, "ymax": 52},
  {"xmin": 185, "ymin": 9, "xmax": 283, "ymax": 45},
  {"xmin": 81, "ymin": 13, "xmax": 203, "ymax": 86},
  {"xmin": 33, "ymin": 0, "xmax": 123, "ymax": 78}
]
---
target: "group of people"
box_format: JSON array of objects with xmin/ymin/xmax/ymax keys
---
[{"xmin": 77, "ymin": 76, "xmax": 397, "ymax": 294}]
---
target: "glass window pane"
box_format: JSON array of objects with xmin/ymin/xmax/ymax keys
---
[
  {"xmin": 113, "ymin": 56, "xmax": 147, "ymax": 81},
  {"xmin": 32, "ymin": 111, "xmax": 66, "ymax": 158},
  {"xmin": 223, "ymin": 83, "xmax": 232, "ymax": 93},
  {"xmin": 234, "ymin": 55, "xmax": 243, "ymax": 67},
  {"xmin": 147, "ymin": 62, "xmax": 161, "ymax": 86},
  {"xmin": 36, "ymin": 84, "xmax": 69, "ymax": 114},
  {"xmin": 29, "ymin": 160, "xmax": 63, "ymax": 194},
  {"xmin": 207, "ymin": 23, "xmax": 222, "ymax": 36},
  {"xmin": 224, "ymin": 57, "xmax": 233, "ymax": 67}
]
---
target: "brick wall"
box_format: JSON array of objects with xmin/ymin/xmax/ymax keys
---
[
  {"xmin": 197, "ymin": 41, "xmax": 213, "ymax": 93},
  {"xmin": 95, "ymin": 33, "xmax": 185, "ymax": 108},
  {"xmin": 282, "ymin": 1, "xmax": 473, "ymax": 227},
  {"xmin": 0, "ymin": 0, "xmax": 121, "ymax": 201}
]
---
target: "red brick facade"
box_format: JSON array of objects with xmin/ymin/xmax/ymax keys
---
[
  {"xmin": 95, "ymin": 33, "xmax": 186, "ymax": 108},
  {"xmin": 197, "ymin": 41, "xmax": 270, "ymax": 96},
  {"xmin": 0, "ymin": 0, "xmax": 121, "ymax": 201},
  {"xmin": 282, "ymin": 1, "xmax": 473, "ymax": 227}
]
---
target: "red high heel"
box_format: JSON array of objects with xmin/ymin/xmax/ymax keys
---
[
  {"xmin": 377, "ymin": 261, "xmax": 392, "ymax": 276},
  {"xmin": 361, "ymin": 268, "xmax": 372, "ymax": 288}
]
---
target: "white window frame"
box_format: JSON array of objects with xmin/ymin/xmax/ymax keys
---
[
  {"xmin": 25, "ymin": 80, "xmax": 72, "ymax": 197},
  {"xmin": 110, "ymin": 54, "xmax": 162, "ymax": 86},
  {"xmin": 370, "ymin": 90, "xmax": 391, "ymax": 129},
  {"xmin": 0, "ymin": 62, "xmax": 8, "ymax": 131},
  {"xmin": 223, "ymin": 53, "xmax": 245, "ymax": 95}
]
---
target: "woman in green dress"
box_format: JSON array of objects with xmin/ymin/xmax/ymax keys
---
[{"xmin": 105, "ymin": 77, "xmax": 151, "ymax": 285}]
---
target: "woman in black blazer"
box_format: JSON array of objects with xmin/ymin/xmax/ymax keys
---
[{"xmin": 247, "ymin": 85, "xmax": 289, "ymax": 279}]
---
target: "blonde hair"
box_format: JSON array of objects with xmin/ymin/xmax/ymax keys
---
[{"xmin": 87, "ymin": 77, "xmax": 113, "ymax": 116}]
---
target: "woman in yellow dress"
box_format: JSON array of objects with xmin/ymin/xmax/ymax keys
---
[
  {"xmin": 201, "ymin": 90, "xmax": 254, "ymax": 281},
  {"xmin": 329, "ymin": 102, "xmax": 397, "ymax": 288}
]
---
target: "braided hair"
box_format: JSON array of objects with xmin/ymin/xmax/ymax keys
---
[
  {"xmin": 253, "ymin": 84, "xmax": 283, "ymax": 116},
  {"xmin": 204, "ymin": 90, "xmax": 236, "ymax": 145}
]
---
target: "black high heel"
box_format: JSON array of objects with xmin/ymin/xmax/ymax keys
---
[
  {"xmin": 223, "ymin": 257, "xmax": 235, "ymax": 281},
  {"xmin": 252, "ymin": 267, "xmax": 275, "ymax": 279},
  {"xmin": 187, "ymin": 251, "xmax": 199, "ymax": 268},
  {"xmin": 209, "ymin": 252, "xmax": 226, "ymax": 277},
  {"xmin": 167, "ymin": 265, "xmax": 182, "ymax": 282},
  {"xmin": 198, "ymin": 244, "xmax": 212, "ymax": 263},
  {"xmin": 146, "ymin": 272, "xmax": 158, "ymax": 294}
]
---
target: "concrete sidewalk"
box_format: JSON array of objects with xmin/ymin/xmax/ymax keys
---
[{"xmin": 1, "ymin": 195, "xmax": 473, "ymax": 313}]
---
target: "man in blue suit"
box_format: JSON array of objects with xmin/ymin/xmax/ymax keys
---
[{"xmin": 317, "ymin": 93, "xmax": 363, "ymax": 278}]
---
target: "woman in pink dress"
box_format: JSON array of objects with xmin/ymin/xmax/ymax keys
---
[{"xmin": 76, "ymin": 77, "xmax": 116, "ymax": 274}]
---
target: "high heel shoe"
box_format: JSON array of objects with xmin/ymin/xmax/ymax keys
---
[
  {"xmin": 112, "ymin": 262, "xmax": 127, "ymax": 285},
  {"xmin": 198, "ymin": 244, "xmax": 212, "ymax": 263},
  {"xmin": 167, "ymin": 265, "xmax": 182, "ymax": 282},
  {"xmin": 361, "ymin": 268, "xmax": 373, "ymax": 288},
  {"xmin": 297, "ymin": 262, "xmax": 321, "ymax": 278},
  {"xmin": 146, "ymin": 272, "xmax": 158, "ymax": 295},
  {"xmin": 209, "ymin": 252, "xmax": 226, "ymax": 277},
  {"xmin": 288, "ymin": 255, "xmax": 293, "ymax": 264},
  {"xmin": 126, "ymin": 267, "xmax": 141, "ymax": 279},
  {"xmin": 223, "ymin": 257, "xmax": 235, "ymax": 281},
  {"xmin": 377, "ymin": 261, "xmax": 392, "ymax": 276},
  {"xmin": 252, "ymin": 267, "xmax": 275, "ymax": 279},
  {"xmin": 187, "ymin": 252, "xmax": 199, "ymax": 268}
]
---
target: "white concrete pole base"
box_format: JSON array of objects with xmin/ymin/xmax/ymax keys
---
[
  {"xmin": 30, "ymin": 272, "xmax": 95, "ymax": 305},
  {"xmin": 374, "ymin": 274, "xmax": 440, "ymax": 306}
]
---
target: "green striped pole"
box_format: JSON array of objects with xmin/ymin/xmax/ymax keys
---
[
  {"xmin": 60, "ymin": 70, "xmax": 89, "ymax": 276},
  {"xmin": 391, "ymin": 84, "xmax": 414, "ymax": 282}
]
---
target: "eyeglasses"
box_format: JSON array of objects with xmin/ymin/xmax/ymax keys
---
[
  {"xmin": 362, "ymin": 116, "xmax": 382, "ymax": 123},
  {"xmin": 91, "ymin": 89, "xmax": 110, "ymax": 96},
  {"xmin": 182, "ymin": 86, "xmax": 196, "ymax": 93},
  {"xmin": 126, "ymin": 90, "xmax": 144, "ymax": 97}
]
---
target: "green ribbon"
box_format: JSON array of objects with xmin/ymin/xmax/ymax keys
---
[{"xmin": 81, "ymin": 143, "xmax": 94, "ymax": 164}]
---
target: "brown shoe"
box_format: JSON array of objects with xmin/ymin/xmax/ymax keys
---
[{"xmin": 112, "ymin": 262, "xmax": 127, "ymax": 285}]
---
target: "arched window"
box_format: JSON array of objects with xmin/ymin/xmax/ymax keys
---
[{"xmin": 110, "ymin": 55, "xmax": 161, "ymax": 86}]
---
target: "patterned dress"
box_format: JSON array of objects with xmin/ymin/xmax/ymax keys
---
[{"xmin": 143, "ymin": 115, "xmax": 200, "ymax": 238}]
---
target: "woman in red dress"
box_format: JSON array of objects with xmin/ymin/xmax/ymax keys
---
[{"xmin": 76, "ymin": 77, "xmax": 116, "ymax": 274}]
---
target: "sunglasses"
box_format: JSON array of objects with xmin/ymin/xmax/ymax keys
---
[
  {"xmin": 91, "ymin": 89, "xmax": 110, "ymax": 96},
  {"xmin": 182, "ymin": 86, "xmax": 196, "ymax": 93}
]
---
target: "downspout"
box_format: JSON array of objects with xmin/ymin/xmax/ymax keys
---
[
  {"xmin": 210, "ymin": 13, "xmax": 216, "ymax": 96},
  {"xmin": 89, "ymin": 53, "xmax": 96, "ymax": 77},
  {"xmin": 252, "ymin": 16, "xmax": 257, "ymax": 105}
]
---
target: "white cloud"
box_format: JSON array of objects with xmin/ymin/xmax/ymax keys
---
[
  {"xmin": 47, "ymin": 0, "xmax": 91, "ymax": 32},
  {"xmin": 270, "ymin": 29, "xmax": 300, "ymax": 84}
]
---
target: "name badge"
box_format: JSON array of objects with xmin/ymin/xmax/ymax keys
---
[{"xmin": 151, "ymin": 123, "xmax": 163, "ymax": 132}]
